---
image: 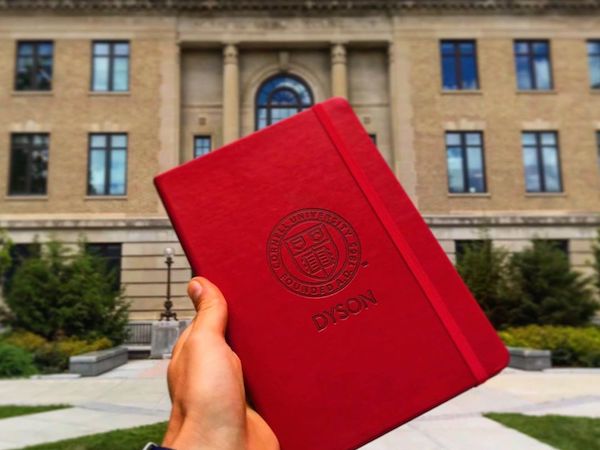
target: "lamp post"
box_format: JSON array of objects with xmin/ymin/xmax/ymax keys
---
[{"xmin": 160, "ymin": 247, "xmax": 178, "ymax": 321}]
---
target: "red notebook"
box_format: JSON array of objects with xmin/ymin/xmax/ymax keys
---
[{"xmin": 154, "ymin": 97, "xmax": 508, "ymax": 450}]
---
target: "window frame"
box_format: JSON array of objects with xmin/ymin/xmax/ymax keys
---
[
  {"xmin": 254, "ymin": 73, "xmax": 314, "ymax": 130},
  {"xmin": 521, "ymin": 131, "xmax": 563, "ymax": 193},
  {"xmin": 8, "ymin": 133, "xmax": 50, "ymax": 196},
  {"xmin": 91, "ymin": 40, "xmax": 130, "ymax": 92},
  {"xmin": 86, "ymin": 133, "xmax": 128, "ymax": 196},
  {"xmin": 440, "ymin": 39, "xmax": 480, "ymax": 91},
  {"xmin": 445, "ymin": 131, "xmax": 487, "ymax": 194},
  {"xmin": 588, "ymin": 39, "xmax": 600, "ymax": 90},
  {"xmin": 14, "ymin": 40, "xmax": 54, "ymax": 91},
  {"xmin": 514, "ymin": 39, "xmax": 553, "ymax": 91},
  {"xmin": 193, "ymin": 135, "xmax": 212, "ymax": 158}
]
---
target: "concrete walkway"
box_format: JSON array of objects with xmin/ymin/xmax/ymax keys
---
[{"xmin": 0, "ymin": 361, "xmax": 597, "ymax": 449}]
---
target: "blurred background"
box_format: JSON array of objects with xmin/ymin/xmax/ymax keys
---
[{"xmin": 0, "ymin": 1, "xmax": 599, "ymax": 449}]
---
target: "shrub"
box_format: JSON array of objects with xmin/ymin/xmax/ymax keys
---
[
  {"xmin": 457, "ymin": 239, "xmax": 520, "ymax": 329},
  {"xmin": 33, "ymin": 343, "xmax": 69, "ymax": 374},
  {"xmin": 500, "ymin": 325, "xmax": 600, "ymax": 367},
  {"xmin": 1, "ymin": 331, "xmax": 46, "ymax": 353},
  {"xmin": 507, "ymin": 241, "xmax": 597, "ymax": 327},
  {"xmin": 3, "ymin": 238, "xmax": 129, "ymax": 344},
  {"xmin": 38, "ymin": 337, "xmax": 113, "ymax": 374},
  {"xmin": 55, "ymin": 336, "xmax": 113, "ymax": 357},
  {"xmin": 0, "ymin": 343, "xmax": 37, "ymax": 377}
]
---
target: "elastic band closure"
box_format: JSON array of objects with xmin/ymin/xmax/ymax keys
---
[{"xmin": 313, "ymin": 103, "xmax": 487, "ymax": 385}]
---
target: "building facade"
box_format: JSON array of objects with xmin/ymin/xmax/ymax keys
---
[{"xmin": 1, "ymin": 0, "xmax": 599, "ymax": 321}]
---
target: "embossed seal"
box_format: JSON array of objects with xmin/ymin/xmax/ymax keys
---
[{"xmin": 267, "ymin": 208, "xmax": 361, "ymax": 298}]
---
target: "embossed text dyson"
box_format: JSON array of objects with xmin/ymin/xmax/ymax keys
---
[{"xmin": 311, "ymin": 289, "xmax": 378, "ymax": 332}]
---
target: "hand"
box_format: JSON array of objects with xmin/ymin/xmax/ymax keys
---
[{"xmin": 162, "ymin": 277, "xmax": 280, "ymax": 450}]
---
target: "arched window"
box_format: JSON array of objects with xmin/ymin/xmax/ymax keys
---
[{"xmin": 255, "ymin": 74, "xmax": 314, "ymax": 130}]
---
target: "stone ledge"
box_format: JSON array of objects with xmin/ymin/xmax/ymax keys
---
[
  {"xmin": 0, "ymin": 217, "xmax": 171, "ymax": 230},
  {"xmin": 0, "ymin": 0, "xmax": 598, "ymax": 13},
  {"xmin": 425, "ymin": 214, "xmax": 600, "ymax": 227},
  {"xmin": 508, "ymin": 346, "xmax": 552, "ymax": 371},
  {"xmin": 69, "ymin": 346, "xmax": 128, "ymax": 377},
  {"xmin": 2, "ymin": 214, "xmax": 599, "ymax": 230}
]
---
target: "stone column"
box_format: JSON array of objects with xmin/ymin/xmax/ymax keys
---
[
  {"xmin": 388, "ymin": 38, "xmax": 418, "ymax": 203},
  {"xmin": 222, "ymin": 43, "xmax": 240, "ymax": 144},
  {"xmin": 331, "ymin": 42, "xmax": 348, "ymax": 98}
]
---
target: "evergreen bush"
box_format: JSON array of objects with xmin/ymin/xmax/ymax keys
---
[
  {"xmin": 508, "ymin": 240, "xmax": 597, "ymax": 326},
  {"xmin": 458, "ymin": 238, "xmax": 598, "ymax": 328},
  {"xmin": 0, "ymin": 343, "xmax": 37, "ymax": 377},
  {"xmin": 592, "ymin": 228, "xmax": 600, "ymax": 296},
  {"xmin": 456, "ymin": 239, "xmax": 520, "ymax": 329},
  {"xmin": 3, "ymin": 238, "xmax": 129, "ymax": 344},
  {"xmin": 0, "ymin": 229, "xmax": 12, "ymax": 286}
]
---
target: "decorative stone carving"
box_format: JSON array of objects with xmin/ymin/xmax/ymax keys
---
[
  {"xmin": 331, "ymin": 42, "xmax": 348, "ymax": 98},
  {"xmin": 278, "ymin": 51, "xmax": 290, "ymax": 72},
  {"xmin": 331, "ymin": 43, "xmax": 346, "ymax": 65},
  {"xmin": 223, "ymin": 43, "xmax": 238, "ymax": 65}
]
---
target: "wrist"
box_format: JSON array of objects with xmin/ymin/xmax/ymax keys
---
[{"xmin": 164, "ymin": 418, "xmax": 243, "ymax": 450}]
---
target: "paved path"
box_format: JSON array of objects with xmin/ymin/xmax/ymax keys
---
[{"xmin": 0, "ymin": 361, "xmax": 598, "ymax": 449}]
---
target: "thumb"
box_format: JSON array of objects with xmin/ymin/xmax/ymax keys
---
[{"xmin": 187, "ymin": 276, "xmax": 228, "ymax": 336}]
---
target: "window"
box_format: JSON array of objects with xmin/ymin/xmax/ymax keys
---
[
  {"xmin": 194, "ymin": 136, "xmax": 212, "ymax": 158},
  {"xmin": 533, "ymin": 239, "xmax": 569, "ymax": 261},
  {"xmin": 2, "ymin": 243, "xmax": 41, "ymax": 295},
  {"xmin": 92, "ymin": 41, "xmax": 129, "ymax": 92},
  {"xmin": 85, "ymin": 243, "xmax": 122, "ymax": 291},
  {"xmin": 445, "ymin": 131, "xmax": 486, "ymax": 194},
  {"xmin": 15, "ymin": 41, "xmax": 53, "ymax": 91},
  {"xmin": 87, "ymin": 134, "xmax": 127, "ymax": 196},
  {"xmin": 440, "ymin": 40, "xmax": 479, "ymax": 90},
  {"xmin": 368, "ymin": 134, "xmax": 377, "ymax": 145},
  {"xmin": 522, "ymin": 131, "xmax": 562, "ymax": 193},
  {"xmin": 588, "ymin": 40, "xmax": 600, "ymax": 89},
  {"xmin": 255, "ymin": 74, "xmax": 313, "ymax": 130},
  {"xmin": 455, "ymin": 240, "xmax": 488, "ymax": 264},
  {"xmin": 539, "ymin": 239, "xmax": 569, "ymax": 256},
  {"xmin": 514, "ymin": 40, "xmax": 552, "ymax": 90},
  {"xmin": 9, "ymin": 134, "xmax": 49, "ymax": 196}
]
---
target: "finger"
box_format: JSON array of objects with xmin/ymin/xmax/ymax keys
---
[{"xmin": 188, "ymin": 276, "xmax": 228, "ymax": 336}]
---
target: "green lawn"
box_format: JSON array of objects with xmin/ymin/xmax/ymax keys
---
[
  {"xmin": 18, "ymin": 421, "xmax": 168, "ymax": 450},
  {"xmin": 486, "ymin": 413, "xmax": 600, "ymax": 450},
  {"xmin": 0, "ymin": 404, "xmax": 70, "ymax": 420},
  {"xmin": 14, "ymin": 413, "xmax": 600, "ymax": 450}
]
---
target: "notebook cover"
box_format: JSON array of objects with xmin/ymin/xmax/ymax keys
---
[{"xmin": 154, "ymin": 97, "xmax": 509, "ymax": 450}]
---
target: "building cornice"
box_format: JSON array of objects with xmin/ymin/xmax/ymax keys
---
[{"xmin": 0, "ymin": 0, "xmax": 599, "ymax": 14}]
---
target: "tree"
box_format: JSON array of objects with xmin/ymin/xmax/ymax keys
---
[
  {"xmin": 456, "ymin": 238, "xmax": 520, "ymax": 329},
  {"xmin": 508, "ymin": 240, "xmax": 597, "ymax": 327},
  {"xmin": 3, "ymin": 238, "xmax": 129, "ymax": 344}
]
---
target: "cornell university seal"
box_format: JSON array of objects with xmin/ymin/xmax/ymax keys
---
[{"xmin": 267, "ymin": 208, "xmax": 362, "ymax": 298}]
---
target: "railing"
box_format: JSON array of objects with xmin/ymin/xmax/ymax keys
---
[{"xmin": 124, "ymin": 321, "xmax": 154, "ymax": 345}]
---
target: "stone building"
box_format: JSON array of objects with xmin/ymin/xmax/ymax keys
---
[{"xmin": 0, "ymin": 0, "xmax": 599, "ymax": 321}]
